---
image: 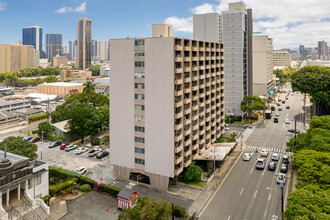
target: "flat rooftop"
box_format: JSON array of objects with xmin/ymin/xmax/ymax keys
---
[
  {"xmin": 0, "ymin": 151, "xmax": 29, "ymax": 166},
  {"xmin": 0, "ymin": 99, "xmax": 30, "ymax": 106},
  {"xmin": 41, "ymin": 82, "xmax": 83, "ymax": 87},
  {"xmin": 196, "ymin": 142, "xmax": 236, "ymax": 161}
]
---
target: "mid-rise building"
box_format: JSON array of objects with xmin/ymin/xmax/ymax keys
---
[
  {"xmin": 193, "ymin": 13, "xmax": 222, "ymax": 43},
  {"xmin": 252, "ymin": 32, "xmax": 274, "ymax": 97},
  {"xmin": 37, "ymin": 82, "xmax": 84, "ymax": 99},
  {"xmin": 273, "ymin": 50, "xmax": 291, "ymax": 67},
  {"xmin": 110, "ymin": 37, "xmax": 225, "ymax": 190},
  {"xmin": 52, "ymin": 56, "xmax": 68, "ymax": 68},
  {"xmin": 22, "ymin": 26, "xmax": 42, "ymax": 58},
  {"xmin": 152, "ymin": 24, "xmax": 173, "ymax": 37},
  {"xmin": 61, "ymin": 69, "xmax": 92, "ymax": 82},
  {"xmin": 45, "ymin": 33, "xmax": 62, "ymax": 61},
  {"xmin": 221, "ymin": 2, "xmax": 253, "ymax": 116},
  {"xmin": 317, "ymin": 40, "xmax": 328, "ymax": 60},
  {"xmin": 76, "ymin": 18, "xmax": 92, "ymax": 69},
  {"xmin": 0, "ymin": 44, "xmax": 35, "ymax": 73},
  {"xmin": 69, "ymin": 40, "xmax": 77, "ymax": 61}
]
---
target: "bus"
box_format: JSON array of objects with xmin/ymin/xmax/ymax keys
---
[{"xmin": 265, "ymin": 110, "xmax": 272, "ymax": 119}]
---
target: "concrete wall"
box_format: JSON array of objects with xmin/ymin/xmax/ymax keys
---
[{"xmin": 193, "ymin": 13, "xmax": 222, "ymax": 43}]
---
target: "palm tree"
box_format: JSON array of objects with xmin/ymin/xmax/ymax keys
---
[{"xmin": 83, "ymin": 81, "xmax": 96, "ymax": 94}]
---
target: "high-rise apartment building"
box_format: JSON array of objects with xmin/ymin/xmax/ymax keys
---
[
  {"xmin": 0, "ymin": 44, "xmax": 35, "ymax": 73},
  {"xmin": 222, "ymin": 2, "xmax": 253, "ymax": 116},
  {"xmin": 273, "ymin": 50, "xmax": 291, "ymax": 67},
  {"xmin": 69, "ymin": 40, "xmax": 77, "ymax": 61},
  {"xmin": 76, "ymin": 18, "xmax": 92, "ymax": 69},
  {"xmin": 22, "ymin": 26, "xmax": 43, "ymax": 58},
  {"xmin": 193, "ymin": 13, "xmax": 222, "ymax": 43},
  {"xmin": 152, "ymin": 24, "xmax": 173, "ymax": 37},
  {"xmin": 317, "ymin": 40, "xmax": 328, "ymax": 60},
  {"xmin": 45, "ymin": 33, "xmax": 62, "ymax": 60},
  {"xmin": 252, "ymin": 32, "xmax": 274, "ymax": 96},
  {"xmin": 110, "ymin": 37, "xmax": 225, "ymax": 190},
  {"xmin": 91, "ymin": 40, "xmax": 110, "ymax": 61}
]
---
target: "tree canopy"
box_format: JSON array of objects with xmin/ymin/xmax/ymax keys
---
[
  {"xmin": 0, "ymin": 136, "xmax": 38, "ymax": 160},
  {"xmin": 183, "ymin": 162, "xmax": 203, "ymax": 182},
  {"xmin": 83, "ymin": 81, "xmax": 96, "ymax": 95},
  {"xmin": 38, "ymin": 121, "xmax": 53, "ymax": 140},
  {"xmin": 43, "ymin": 75, "xmax": 58, "ymax": 83},
  {"xmin": 240, "ymin": 96, "xmax": 265, "ymax": 117},
  {"xmin": 89, "ymin": 65, "xmax": 101, "ymax": 76}
]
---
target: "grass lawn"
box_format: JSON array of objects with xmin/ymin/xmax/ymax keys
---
[
  {"xmin": 232, "ymin": 119, "xmax": 258, "ymax": 125},
  {"xmin": 178, "ymin": 180, "xmax": 207, "ymax": 189}
]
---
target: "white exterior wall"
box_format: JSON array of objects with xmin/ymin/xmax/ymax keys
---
[
  {"xmin": 26, "ymin": 164, "xmax": 49, "ymax": 199},
  {"xmin": 144, "ymin": 38, "xmax": 174, "ymax": 178},
  {"xmin": 193, "ymin": 13, "xmax": 222, "ymax": 43},
  {"xmin": 110, "ymin": 39, "xmax": 135, "ymax": 170}
]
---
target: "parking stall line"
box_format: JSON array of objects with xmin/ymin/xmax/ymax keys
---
[
  {"xmin": 254, "ymin": 190, "xmax": 258, "ymax": 198},
  {"xmin": 240, "ymin": 188, "xmax": 244, "ymax": 196}
]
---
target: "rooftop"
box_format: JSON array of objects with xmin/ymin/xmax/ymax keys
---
[
  {"xmin": 0, "ymin": 99, "xmax": 30, "ymax": 106},
  {"xmin": 52, "ymin": 120, "xmax": 70, "ymax": 132},
  {"xmin": 0, "ymin": 111, "xmax": 18, "ymax": 120},
  {"xmin": 0, "ymin": 151, "xmax": 28, "ymax": 166},
  {"xmin": 26, "ymin": 93, "xmax": 58, "ymax": 100},
  {"xmin": 40, "ymin": 82, "xmax": 83, "ymax": 87},
  {"xmin": 196, "ymin": 142, "xmax": 236, "ymax": 161},
  {"xmin": 253, "ymin": 32, "xmax": 268, "ymax": 37}
]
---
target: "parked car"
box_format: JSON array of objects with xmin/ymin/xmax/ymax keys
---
[
  {"xmin": 48, "ymin": 141, "xmax": 62, "ymax": 148},
  {"xmin": 282, "ymin": 155, "xmax": 289, "ymax": 164},
  {"xmin": 274, "ymin": 117, "xmax": 279, "ymax": 123},
  {"xmin": 268, "ymin": 162, "xmax": 277, "ymax": 171},
  {"xmin": 33, "ymin": 105, "xmax": 42, "ymax": 109},
  {"xmin": 24, "ymin": 137, "xmax": 33, "ymax": 141},
  {"xmin": 276, "ymin": 173, "xmax": 286, "ymax": 184},
  {"xmin": 50, "ymin": 101, "xmax": 56, "ymax": 104},
  {"xmin": 96, "ymin": 151, "xmax": 109, "ymax": 159},
  {"xmin": 285, "ymin": 96, "xmax": 288, "ymax": 100},
  {"xmin": 65, "ymin": 144, "xmax": 77, "ymax": 151},
  {"xmin": 271, "ymin": 106, "xmax": 276, "ymax": 111},
  {"xmin": 277, "ymin": 102, "xmax": 281, "ymax": 106},
  {"xmin": 284, "ymin": 118, "xmax": 290, "ymax": 124},
  {"xmin": 243, "ymin": 153, "xmax": 252, "ymax": 161},
  {"xmin": 275, "ymin": 112, "xmax": 280, "ymax": 117},
  {"xmin": 58, "ymin": 99, "xmax": 65, "ymax": 102},
  {"xmin": 286, "ymin": 105, "xmax": 290, "ymax": 109},
  {"xmin": 288, "ymin": 129, "xmax": 300, "ymax": 134},
  {"xmin": 75, "ymin": 167, "xmax": 87, "ymax": 175},
  {"xmin": 280, "ymin": 163, "xmax": 288, "ymax": 173},
  {"xmin": 75, "ymin": 147, "xmax": 88, "ymax": 155},
  {"xmin": 256, "ymin": 158, "xmax": 266, "ymax": 170},
  {"xmin": 272, "ymin": 153, "xmax": 279, "ymax": 161},
  {"xmin": 260, "ymin": 149, "xmax": 268, "ymax": 157},
  {"xmin": 41, "ymin": 103, "xmax": 47, "ymax": 106},
  {"xmin": 19, "ymin": 121, "xmax": 29, "ymax": 125},
  {"xmin": 278, "ymin": 98, "xmax": 282, "ymax": 102},
  {"xmin": 88, "ymin": 148, "xmax": 102, "ymax": 157},
  {"xmin": 60, "ymin": 143, "xmax": 69, "ymax": 150},
  {"xmin": 282, "ymin": 100, "xmax": 286, "ymax": 104},
  {"xmin": 30, "ymin": 137, "xmax": 40, "ymax": 143}
]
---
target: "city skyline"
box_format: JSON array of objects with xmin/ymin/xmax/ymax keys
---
[{"xmin": 0, "ymin": 0, "xmax": 330, "ymax": 49}]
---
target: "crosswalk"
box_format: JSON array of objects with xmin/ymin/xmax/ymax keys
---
[{"xmin": 245, "ymin": 145, "xmax": 293, "ymax": 155}]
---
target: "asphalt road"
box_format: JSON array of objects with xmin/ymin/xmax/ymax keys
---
[{"xmin": 200, "ymin": 85, "xmax": 305, "ymax": 220}]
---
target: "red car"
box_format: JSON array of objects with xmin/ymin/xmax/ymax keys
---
[
  {"xmin": 278, "ymin": 98, "xmax": 282, "ymax": 102},
  {"xmin": 60, "ymin": 143, "xmax": 69, "ymax": 150},
  {"xmin": 30, "ymin": 137, "xmax": 40, "ymax": 143}
]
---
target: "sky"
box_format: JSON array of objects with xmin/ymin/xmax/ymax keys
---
[{"xmin": 1, "ymin": 0, "xmax": 330, "ymax": 50}]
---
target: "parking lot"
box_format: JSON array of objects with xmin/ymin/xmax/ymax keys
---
[{"xmin": 35, "ymin": 140, "xmax": 116, "ymax": 183}]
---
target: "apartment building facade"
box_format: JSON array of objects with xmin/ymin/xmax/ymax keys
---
[
  {"xmin": 193, "ymin": 13, "xmax": 222, "ymax": 44},
  {"xmin": 110, "ymin": 37, "xmax": 225, "ymax": 190},
  {"xmin": 273, "ymin": 50, "xmax": 291, "ymax": 67},
  {"xmin": 252, "ymin": 32, "xmax": 274, "ymax": 96}
]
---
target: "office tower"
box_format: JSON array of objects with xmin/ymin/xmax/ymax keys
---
[
  {"xmin": 193, "ymin": 13, "xmax": 222, "ymax": 43},
  {"xmin": 299, "ymin": 45, "xmax": 305, "ymax": 55},
  {"xmin": 252, "ymin": 32, "xmax": 274, "ymax": 96},
  {"xmin": 92, "ymin": 40, "xmax": 110, "ymax": 61},
  {"xmin": 69, "ymin": 40, "xmax": 77, "ymax": 60},
  {"xmin": 311, "ymin": 50, "xmax": 318, "ymax": 60},
  {"xmin": 317, "ymin": 40, "xmax": 328, "ymax": 60},
  {"xmin": 45, "ymin": 33, "xmax": 62, "ymax": 61},
  {"xmin": 91, "ymin": 39, "xmax": 98, "ymax": 58},
  {"xmin": 222, "ymin": 2, "xmax": 253, "ymax": 116},
  {"xmin": 110, "ymin": 37, "xmax": 225, "ymax": 190},
  {"xmin": 22, "ymin": 26, "xmax": 43, "ymax": 58},
  {"xmin": 152, "ymin": 24, "xmax": 173, "ymax": 37},
  {"xmin": 273, "ymin": 50, "xmax": 291, "ymax": 67},
  {"xmin": 76, "ymin": 17, "xmax": 92, "ymax": 69},
  {"xmin": 0, "ymin": 44, "xmax": 35, "ymax": 73}
]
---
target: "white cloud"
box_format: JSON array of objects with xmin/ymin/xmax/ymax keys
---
[
  {"xmin": 55, "ymin": 2, "xmax": 86, "ymax": 14},
  {"xmin": 0, "ymin": 2, "xmax": 6, "ymax": 11},
  {"xmin": 166, "ymin": 0, "xmax": 330, "ymax": 49}
]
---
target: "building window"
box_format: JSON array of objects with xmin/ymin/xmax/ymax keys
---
[
  {"xmin": 135, "ymin": 126, "xmax": 145, "ymax": 132},
  {"xmin": 135, "ymin": 72, "xmax": 145, "ymax": 78},
  {"xmin": 135, "ymin": 158, "xmax": 145, "ymax": 165},
  {"xmin": 135, "ymin": 104, "xmax": 145, "ymax": 111},
  {"xmin": 135, "ymin": 83, "xmax": 145, "ymax": 89},
  {"xmin": 135, "ymin": 137, "xmax": 145, "ymax": 143},
  {"xmin": 135, "ymin": 40, "xmax": 145, "ymax": 46},
  {"xmin": 36, "ymin": 193, "xmax": 42, "ymax": 199},
  {"xmin": 135, "ymin": 94, "xmax": 144, "ymax": 100},
  {"xmin": 135, "ymin": 115, "xmax": 145, "ymax": 121},
  {"xmin": 135, "ymin": 61, "xmax": 145, "ymax": 67},
  {"xmin": 135, "ymin": 50, "xmax": 145, "ymax": 56},
  {"xmin": 135, "ymin": 147, "xmax": 145, "ymax": 154},
  {"xmin": 35, "ymin": 174, "xmax": 41, "ymax": 186}
]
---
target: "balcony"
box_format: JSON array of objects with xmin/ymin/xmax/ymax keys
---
[
  {"xmin": 199, "ymin": 147, "xmax": 205, "ymax": 155},
  {"xmin": 192, "ymin": 114, "xmax": 199, "ymax": 121},
  {"xmin": 175, "ymin": 89, "xmax": 183, "ymax": 96},
  {"xmin": 205, "ymin": 99, "xmax": 211, "ymax": 104},
  {"xmin": 192, "ymin": 56, "xmax": 198, "ymax": 61},
  {"xmin": 183, "ymin": 57, "xmax": 191, "ymax": 62},
  {"xmin": 175, "ymin": 57, "xmax": 183, "ymax": 62},
  {"xmin": 184, "ymin": 157, "xmax": 192, "ymax": 167},
  {"xmin": 192, "ymin": 95, "xmax": 198, "ymax": 101},
  {"xmin": 175, "ymin": 78, "xmax": 183, "ymax": 85},
  {"xmin": 184, "ymin": 138, "xmax": 191, "ymax": 146},
  {"xmin": 175, "ymin": 44, "xmax": 183, "ymax": 50},
  {"xmin": 175, "ymin": 143, "xmax": 183, "ymax": 153},
  {"xmin": 174, "ymin": 165, "xmax": 184, "ymax": 176},
  {"xmin": 175, "ymin": 154, "xmax": 183, "ymax": 164},
  {"xmin": 183, "ymin": 97, "xmax": 190, "ymax": 105},
  {"xmin": 175, "ymin": 122, "xmax": 183, "ymax": 130},
  {"xmin": 184, "ymin": 66, "xmax": 191, "ymax": 72},
  {"xmin": 192, "ymin": 142, "xmax": 199, "ymax": 150},
  {"xmin": 175, "ymin": 100, "xmax": 183, "ymax": 108},
  {"xmin": 192, "ymin": 85, "xmax": 198, "ymax": 91},
  {"xmin": 175, "ymin": 67, "xmax": 183, "ymax": 73},
  {"xmin": 184, "ymin": 108, "xmax": 191, "ymax": 114},
  {"xmin": 192, "ymin": 104, "xmax": 198, "ymax": 111},
  {"xmin": 184, "ymin": 87, "xmax": 191, "ymax": 93},
  {"xmin": 199, "ymin": 102, "xmax": 205, "ymax": 107},
  {"xmin": 206, "ymin": 107, "xmax": 211, "ymax": 113},
  {"xmin": 184, "ymin": 77, "xmax": 191, "ymax": 83},
  {"xmin": 199, "ymin": 66, "xmax": 205, "ymax": 70},
  {"xmin": 211, "ymin": 104, "xmax": 216, "ymax": 110},
  {"xmin": 174, "ymin": 134, "xmax": 182, "ymax": 142},
  {"xmin": 205, "ymin": 90, "xmax": 211, "ymax": 96},
  {"xmin": 183, "ymin": 118, "xmax": 191, "ymax": 126}
]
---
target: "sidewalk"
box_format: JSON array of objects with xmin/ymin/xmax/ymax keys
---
[{"xmin": 187, "ymin": 140, "xmax": 244, "ymax": 217}]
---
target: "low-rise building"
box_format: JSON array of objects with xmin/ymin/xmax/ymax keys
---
[
  {"xmin": 52, "ymin": 120, "xmax": 75, "ymax": 141},
  {"xmin": 37, "ymin": 82, "xmax": 83, "ymax": 99},
  {"xmin": 0, "ymin": 111, "xmax": 20, "ymax": 130},
  {"xmin": 14, "ymin": 108, "xmax": 45, "ymax": 121},
  {"xmin": 0, "ymin": 100, "xmax": 31, "ymax": 112},
  {"xmin": 52, "ymin": 56, "xmax": 68, "ymax": 68},
  {"xmin": 273, "ymin": 50, "xmax": 291, "ymax": 68},
  {"xmin": 61, "ymin": 69, "xmax": 92, "ymax": 82}
]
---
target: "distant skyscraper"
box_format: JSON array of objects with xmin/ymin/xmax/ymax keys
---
[
  {"xmin": 91, "ymin": 39, "xmax": 98, "ymax": 58},
  {"xmin": 299, "ymin": 45, "xmax": 304, "ymax": 55},
  {"xmin": 69, "ymin": 40, "xmax": 77, "ymax": 60},
  {"xmin": 22, "ymin": 26, "xmax": 43, "ymax": 58},
  {"xmin": 193, "ymin": 13, "xmax": 222, "ymax": 43},
  {"xmin": 45, "ymin": 33, "xmax": 62, "ymax": 60},
  {"xmin": 317, "ymin": 40, "xmax": 328, "ymax": 60},
  {"xmin": 76, "ymin": 17, "xmax": 92, "ymax": 69},
  {"xmin": 91, "ymin": 40, "xmax": 110, "ymax": 61}
]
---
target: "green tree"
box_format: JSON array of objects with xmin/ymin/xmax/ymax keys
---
[
  {"xmin": 0, "ymin": 136, "xmax": 38, "ymax": 160},
  {"xmin": 43, "ymin": 75, "xmax": 58, "ymax": 83},
  {"xmin": 97, "ymin": 106, "xmax": 109, "ymax": 128},
  {"xmin": 68, "ymin": 103, "xmax": 100, "ymax": 142},
  {"xmin": 83, "ymin": 81, "xmax": 96, "ymax": 94},
  {"xmin": 38, "ymin": 121, "xmax": 53, "ymax": 140},
  {"xmin": 63, "ymin": 78, "xmax": 72, "ymax": 82},
  {"xmin": 89, "ymin": 65, "xmax": 101, "ymax": 76},
  {"xmin": 240, "ymin": 96, "xmax": 265, "ymax": 118},
  {"xmin": 183, "ymin": 162, "xmax": 203, "ymax": 182}
]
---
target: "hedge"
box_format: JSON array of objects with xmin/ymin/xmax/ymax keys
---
[
  {"xmin": 28, "ymin": 112, "xmax": 49, "ymax": 123},
  {"xmin": 49, "ymin": 166, "xmax": 96, "ymax": 187},
  {"xmin": 80, "ymin": 176, "xmax": 96, "ymax": 188},
  {"xmin": 81, "ymin": 184, "xmax": 91, "ymax": 192},
  {"xmin": 42, "ymin": 195, "xmax": 51, "ymax": 206},
  {"xmin": 101, "ymin": 184, "xmax": 121, "ymax": 196},
  {"xmin": 49, "ymin": 178, "xmax": 77, "ymax": 196}
]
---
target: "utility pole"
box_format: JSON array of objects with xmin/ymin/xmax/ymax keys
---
[{"xmin": 294, "ymin": 119, "xmax": 297, "ymax": 152}]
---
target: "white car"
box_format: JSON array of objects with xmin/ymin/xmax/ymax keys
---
[
  {"xmin": 75, "ymin": 147, "xmax": 88, "ymax": 155},
  {"xmin": 65, "ymin": 144, "xmax": 77, "ymax": 151},
  {"xmin": 19, "ymin": 121, "xmax": 29, "ymax": 125},
  {"xmin": 260, "ymin": 149, "xmax": 268, "ymax": 157},
  {"xmin": 284, "ymin": 118, "xmax": 290, "ymax": 124},
  {"xmin": 275, "ymin": 112, "xmax": 280, "ymax": 117},
  {"xmin": 50, "ymin": 101, "xmax": 56, "ymax": 104},
  {"xmin": 58, "ymin": 99, "xmax": 65, "ymax": 102},
  {"xmin": 272, "ymin": 153, "xmax": 279, "ymax": 161},
  {"xmin": 276, "ymin": 173, "xmax": 286, "ymax": 184},
  {"xmin": 75, "ymin": 167, "xmax": 87, "ymax": 175},
  {"xmin": 41, "ymin": 103, "xmax": 48, "ymax": 106},
  {"xmin": 243, "ymin": 153, "xmax": 252, "ymax": 161}
]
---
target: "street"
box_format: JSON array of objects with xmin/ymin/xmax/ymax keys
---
[{"xmin": 200, "ymin": 86, "xmax": 305, "ymax": 220}]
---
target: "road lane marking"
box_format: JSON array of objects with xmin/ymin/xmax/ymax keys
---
[
  {"xmin": 227, "ymin": 215, "xmax": 231, "ymax": 220},
  {"xmin": 240, "ymin": 188, "xmax": 244, "ymax": 195},
  {"xmin": 264, "ymin": 209, "xmax": 268, "ymax": 217},
  {"xmin": 268, "ymin": 192, "xmax": 272, "ymax": 201},
  {"xmin": 262, "ymin": 156, "xmax": 271, "ymax": 176},
  {"xmin": 254, "ymin": 190, "xmax": 258, "ymax": 198}
]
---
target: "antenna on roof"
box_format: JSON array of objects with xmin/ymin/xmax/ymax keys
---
[{"xmin": 1, "ymin": 140, "xmax": 10, "ymax": 163}]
